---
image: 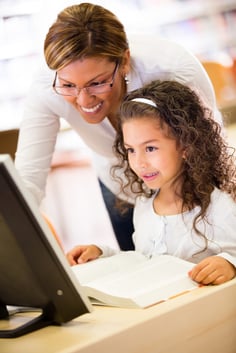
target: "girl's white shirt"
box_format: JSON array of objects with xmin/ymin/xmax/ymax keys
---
[
  {"xmin": 132, "ymin": 188, "xmax": 236, "ymax": 266},
  {"xmin": 100, "ymin": 188, "xmax": 236, "ymax": 268},
  {"xmin": 15, "ymin": 37, "xmax": 221, "ymax": 204}
]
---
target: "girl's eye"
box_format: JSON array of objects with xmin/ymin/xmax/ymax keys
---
[
  {"xmin": 125, "ymin": 147, "xmax": 135, "ymax": 154},
  {"xmin": 146, "ymin": 146, "xmax": 157, "ymax": 152}
]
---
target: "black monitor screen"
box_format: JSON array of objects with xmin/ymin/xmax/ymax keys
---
[{"xmin": 0, "ymin": 154, "xmax": 92, "ymax": 338}]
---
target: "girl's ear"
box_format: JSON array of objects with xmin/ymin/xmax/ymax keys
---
[{"xmin": 182, "ymin": 148, "xmax": 187, "ymax": 160}]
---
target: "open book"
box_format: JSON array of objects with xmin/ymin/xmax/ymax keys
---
[{"xmin": 71, "ymin": 251, "xmax": 199, "ymax": 309}]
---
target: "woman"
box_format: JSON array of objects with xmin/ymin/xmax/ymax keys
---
[{"xmin": 15, "ymin": 3, "xmax": 221, "ymax": 250}]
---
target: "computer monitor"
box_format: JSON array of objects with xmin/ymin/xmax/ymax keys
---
[{"xmin": 0, "ymin": 154, "xmax": 93, "ymax": 338}]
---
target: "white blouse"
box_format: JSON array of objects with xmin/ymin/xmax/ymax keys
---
[{"xmin": 132, "ymin": 188, "xmax": 236, "ymax": 266}]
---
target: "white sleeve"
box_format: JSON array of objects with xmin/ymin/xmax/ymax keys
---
[
  {"xmin": 215, "ymin": 212, "xmax": 236, "ymax": 268},
  {"xmin": 218, "ymin": 252, "xmax": 236, "ymax": 268},
  {"xmin": 98, "ymin": 245, "xmax": 120, "ymax": 258},
  {"xmin": 15, "ymin": 69, "xmax": 62, "ymax": 204},
  {"xmin": 211, "ymin": 193, "xmax": 236, "ymax": 267},
  {"xmin": 169, "ymin": 41, "xmax": 223, "ymax": 125}
]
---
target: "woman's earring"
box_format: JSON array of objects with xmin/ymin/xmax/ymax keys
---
[{"xmin": 124, "ymin": 74, "xmax": 129, "ymax": 85}]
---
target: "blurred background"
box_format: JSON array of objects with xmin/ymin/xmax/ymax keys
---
[
  {"xmin": 1, "ymin": 0, "xmax": 236, "ymax": 251},
  {"xmin": 1, "ymin": 0, "xmax": 236, "ymax": 130}
]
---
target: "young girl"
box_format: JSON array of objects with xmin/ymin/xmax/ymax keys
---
[{"xmin": 66, "ymin": 80, "xmax": 236, "ymax": 285}]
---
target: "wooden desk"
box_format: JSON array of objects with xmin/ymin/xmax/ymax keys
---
[{"xmin": 1, "ymin": 278, "xmax": 236, "ymax": 353}]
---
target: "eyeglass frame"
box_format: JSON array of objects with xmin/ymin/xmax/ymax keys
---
[{"xmin": 52, "ymin": 61, "xmax": 119, "ymax": 97}]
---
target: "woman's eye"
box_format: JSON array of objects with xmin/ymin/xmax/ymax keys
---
[
  {"xmin": 62, "ymin": 83, "xmax": 75, "ymax": 88},
  {"xmin": 90, "ymin": 80, "xmax": 105, "ymax": 87}
]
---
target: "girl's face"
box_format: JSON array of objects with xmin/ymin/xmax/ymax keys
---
[
  {"xmin": 123, "ymin": 117, "xmax": 184, "ymax": 192},
  {"xmin": 55, "ymin": 55, "xmax": 129, "ymax": 125}
]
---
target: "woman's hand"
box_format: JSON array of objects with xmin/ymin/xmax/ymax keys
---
[
  {"xmin": 189, "ymin": 256, "xmax": 236, "ymax": 285},
  {"xmin": 66, "ymin": 245, "xmax": 102, "ymax": 265}
]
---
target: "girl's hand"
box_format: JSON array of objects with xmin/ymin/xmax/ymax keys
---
[
  {"xmin": 66, "ymin": 245, "xmax": 102, "ymax": 265},
  {"xmin": 189, "ymin": 256, "xmax": 236, "ymax": 285}
]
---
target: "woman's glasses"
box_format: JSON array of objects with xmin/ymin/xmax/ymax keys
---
[{"xmin": 53, "ymin": 62, "xmax": 119, "ymax": 97}]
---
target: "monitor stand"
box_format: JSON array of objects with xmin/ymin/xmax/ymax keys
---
[{"xmin": 0, "ymin": 304, "xmax": 53, "ymax": 338}]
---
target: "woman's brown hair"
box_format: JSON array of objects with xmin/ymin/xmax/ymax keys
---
[{"xmin": 44, "ymin": 3, "xmax": 129, "ymax": 70}]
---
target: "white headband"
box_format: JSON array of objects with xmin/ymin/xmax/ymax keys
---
[{"xmin": 131, "ymin": 98, "xmax": 157, "ymax": 108}]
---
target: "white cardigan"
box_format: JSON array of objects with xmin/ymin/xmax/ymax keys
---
[
  {"xmin": 99, "ymin": 188, "xmax": 236, "ymax": 269},
  {"xmin": 132, "ymin": 188, "xmax": 236, "ymax": 266}
]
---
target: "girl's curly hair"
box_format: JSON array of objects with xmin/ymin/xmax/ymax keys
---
[{"xmin": 112, "ymin": 80, "xmax": 236, "ymax": 238}]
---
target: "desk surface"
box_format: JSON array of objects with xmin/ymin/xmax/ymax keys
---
[{"xmin": 1, "ymin": 278, "xmax": 236, "ymax": 353}]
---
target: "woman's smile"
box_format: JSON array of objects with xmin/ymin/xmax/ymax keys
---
[{"xmin": 80, "ymin": 101, "xmax": 103, "ymax": 114}]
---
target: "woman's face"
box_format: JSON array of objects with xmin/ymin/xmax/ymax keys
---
[{"xmin": 54, "ymin": 55, "xmax": 129, "ymax": 125}]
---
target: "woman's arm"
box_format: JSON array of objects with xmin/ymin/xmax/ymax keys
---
[{"xmin": 15, "ymin": 69, "xmax": 63, "ymax": 204}]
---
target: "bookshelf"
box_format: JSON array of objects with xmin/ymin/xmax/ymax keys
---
[{"xmin": 123, "ymin": 0, "xmax": 236, "ymax": 60}]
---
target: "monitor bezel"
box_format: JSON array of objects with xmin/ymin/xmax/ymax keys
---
[{"xmin": 0, "ymin": 154, "xmax": 93, "ymax": 338}]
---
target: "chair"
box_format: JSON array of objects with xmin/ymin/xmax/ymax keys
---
[
  {"xmin": 0, "ymin": 129, "xmax": 19, "ymax": 160},
  {"xmin": 201, "ymin": 61, "xmax": 236, "ymax": 108}
]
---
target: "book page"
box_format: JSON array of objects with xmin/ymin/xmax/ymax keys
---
[
  {"xmin": 72, "ymin": 251, "xmax": 147, "ymax": 284},
  {"xmin": 84, "ymin": 255, "xmax": 196, "ymax": 298}
]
